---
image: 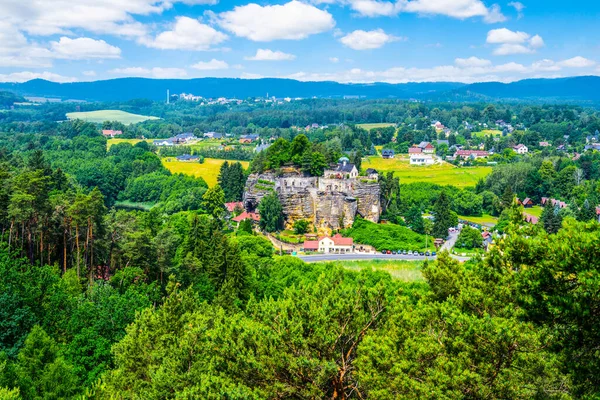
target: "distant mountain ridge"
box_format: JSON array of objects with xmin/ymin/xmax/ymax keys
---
[{"xmin": 1, "ymin": 76, "xmax": 599, "ymax": 103}]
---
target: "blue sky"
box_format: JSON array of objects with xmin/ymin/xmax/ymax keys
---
[{"xmin": 0, "ymin": 0, "xmax": 598, "ymax": 84}]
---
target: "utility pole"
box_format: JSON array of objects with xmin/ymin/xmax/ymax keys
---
[{"xmin": 166, "ymin": 89, "xmax": 170, "ymax": 104}]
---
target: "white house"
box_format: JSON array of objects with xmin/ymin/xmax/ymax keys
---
[
  {"xmin": 324, "ymin": 157, "xmax": 358, "ymax": 179},
  {"xmin": 513, "ymin": 144, "xmax": 528, "ymax": 154},
  {"xmin": 304, "ymin": 234, "xmax": 354, "ymax": 254},
  {"xmin": 410, "ymin": 154, "xmax": 435, "ymax": 165}
]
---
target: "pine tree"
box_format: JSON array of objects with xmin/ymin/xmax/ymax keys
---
[
  {"xmin": 500, "ymin": 185, "xmax": 515, "ymax": 210},
  {"xmin": 258, "ymin": 193, "xmax": 284, "ymax": 232},
  {"xmin": 578, "ymin": 199, "xmax": 597, "ymax": 222},
  {"xmin": 405, "ymin": 205, "xmax": 424, "ymax": 234},
  {"xmin": 433, "ymin": 191, "xmax": 454, "ymax": 238}
]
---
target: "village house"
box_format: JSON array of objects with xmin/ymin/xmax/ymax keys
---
[
  {"xmin": 539, "ymin": 141, "xmax": 551, "ymax": 147},
  {"xmin": 584, "ymin": 143, "xmax": 600, "ymax": 152},
  {"xmin": 102, "ymin": 130, "xmax": 123, "ymax": 138},
  {"xmin": 517, "ymin": 197, "xmax": 534, "ymax": 208},
  {"xmin": 513, "ymin": 144, "xmax": 528, "ymax": 154},
  {"xmin": 232, "ymin": 211, "xmax": 260, "ymax": 227},
  {"xmin": 408, "ymin": 146, "xmax": 422, "ymax": 154},
  {"xmin": 224, "ymin": 202, "xmax": 244, "ymax": 214},
  {"xmin": 410, "ymin": 153, "xmax": 435, "ymax": 165},
  {"xmin": 417, "ymin": 141, "xmax": 435, "ymax": 154},
  {"xmin": 240, "ymin": 134, "xmax": 259, "ymax": 143},
  {"xmin": 541, "ymin": 197, "xmax": 567, "ymax": 209},
  {"xmin": 365, "ymin": 168, "xmax": 379, "ymax": 180},
  {"xmin": 454, "ymin": 150, "xmax": 489, "ymax": 159},
  {"xmin": 203, "ymin": 132, "xmax": 223, "ymax": 139},
  {"xmin": 303, "ymin": 233, "xmax": 354, "ymax": 254},
  {"xmin": 381, "ymin": 149, "xmax": 395, "ymax": 159},
  {"xmin": 324, "ymin": 157, "xmax": 358, "ymax": 179}
]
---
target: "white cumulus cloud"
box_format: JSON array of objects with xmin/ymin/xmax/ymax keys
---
[
  {"xmin": 455, "ymin": 57, "xmax": 492, "ymax": 68},
  {"xmin": 50, "ymin": 37, "xmax": 121, "ymax": 59},
  {"xmin": 558, "ymin": 56, "xmax": 596, "ymax": 68},
  {"xmin": 191, "ymin": 59, "xmax": 229, "ymax": 70},
  {"xmin": 141, "ymin": 17, "xmax": 227, "ymax": 50},
  {"xmin": 215, "ymin": 1, "xmax": 335, "ymax": 41},
  {"xmin": 487, "ymin": 28, "xmax": 544, "ymax": 55},
  {"xmin": 339, "ymin": 29, "xmax": 402, "ymax": 50},
  {"xmin": 245, "ymin": 49, "xmax": 296, "ymax": 61}
]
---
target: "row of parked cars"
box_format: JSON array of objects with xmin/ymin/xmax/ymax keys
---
[{"xmin": 380, "ymin": 250, "xmax": 436, "ymax": 257}]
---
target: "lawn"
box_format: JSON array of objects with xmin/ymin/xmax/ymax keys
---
[
  {"xmin": 473, "ymin": 129, "xmax": 503, "ymax": 137},
  {"xmin": 162, "ymin": 158, "xmax": 249, "ymax": 187},
  {"xmin": 107, "ymin": 138, "xmax": 156, "ymax": 148},
  {"xmin": 66, "ymin": 110, "xmax": 159, "ymax": 125},
  {"xmin": 524, "ymin": 206, "xmax": 543, "ymax": 218},
  {"xmin": 458, "ymin": 214, "xmax": 498, "ymax": 226},
  {"xmin": 362, "ymin": 156, "xmax": 491, "ymax": 188},
  {"xmin": 357, "ymin": 123, "xmax": 396, "ymax": 130},
  {"xmin": 189, "ymin": 140, "xmax": 227, "ymax": 150},
  {"xmin": 317, "ymin": 259, "xmax": 425, "ymax": 282}
]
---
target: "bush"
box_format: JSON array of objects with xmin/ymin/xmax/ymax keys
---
[
  {"xmin": 343, "ymin": 218, "xmax": 433, "ymax": 251},
  {"xmin": 455, "ymin": 226, "xmax": 483, "ymax": 249},
  {"xmin": 293, "ymin": 220, "xmax": 310, "ymax": 234}
]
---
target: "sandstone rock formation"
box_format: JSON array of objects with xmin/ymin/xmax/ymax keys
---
[{"xmin": 243, "ymin": 172, "xmax": 380, "ymax": 234}]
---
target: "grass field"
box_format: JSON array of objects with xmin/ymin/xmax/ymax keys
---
[
  {"xmin": 473, "ymin": 129, "xmax": 503, "ymax": 137},
  {"xmin": 357, "ymin": 123, "xmax": 396, "ymax": 130},
  {"xmin": 362, "ymin": 156, "xmax": 492, "ymax": 188},
  {"xmin": 318, "ymin": 259, "xmax": 425, "ymax": 282},
  {"xmin": 162, "ymin": 158, "xmax": 250, "ymax": 186},
  {"xmin": 458, "ymin": 214, "xmax": 498, "ymax": 226},
  {"xmin": 66, "ymin": 110, "xmax": 159, "ymax": 125},
  {"xmin": 525, "ymin": 206, "xmax": 543, "ymax": 218}
]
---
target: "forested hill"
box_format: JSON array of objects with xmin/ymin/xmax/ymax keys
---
[
  {"xmin": 2, "ymin": 76, "xmax": 600, "ymax": 103},
  {"xmin": 0, "ymin": 78, "xmax": 465, "ymax": 102}
]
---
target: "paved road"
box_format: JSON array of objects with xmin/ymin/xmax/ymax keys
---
[
  {"xmin": 441, "ymin": 231, "xmax": 459, "ymax": 252},
  {"xmin": 298, "ymin": 253, "xmax": 472, "ymax": 263},
  {"xmin": 298, "ymin": 253, "xmax": 436, "ymax": 262}
]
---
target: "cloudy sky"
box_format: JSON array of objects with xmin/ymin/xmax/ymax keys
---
[{"xmin": 0, "ymin": 0, "xmax": 598, "ymax": 84}]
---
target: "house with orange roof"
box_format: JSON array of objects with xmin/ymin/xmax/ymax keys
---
[{"xmin": 303, "ymin": 233, "xmax": 354, "ymax": 254}]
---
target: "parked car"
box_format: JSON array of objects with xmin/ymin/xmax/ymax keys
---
[
  {"xmin": 387, "ymin": 250, "xmax": 391, "ymax": 254},
  {"xmin": 402, "ymin": 250, "xmax": 407, "ymax": 255},
  {"xmin": 419, "ymin": 252, "xmax": 424, "ymax": 256},
  {"xmin": 425, "ymin": 251, "xmax": 430, "ymax": 256},
  {"xmin": 381, "ymin": 250, "xmax": 386, "ymax": 254},
  {"xmin": 407, "ymin": 250, "xmax": 413, "ymax": 255},
  {"xmin": 432, "ymin": 252, "xmax": 437, "ymax": 256},
  {"xmin": 392, "ymin": 251, "xmax": 397, "ymax": 255}
]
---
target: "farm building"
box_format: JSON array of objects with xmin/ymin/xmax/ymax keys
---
[
  {"xmin": 410, "ymin": 154, "xmax": 435, "ymax": 166},
  {"xmin": 240, "ymin": 134, "xmax": 259, "ymax": 142},
  {"xmin": 176, "ymin": 154, "xmax": 200, "ymax": 162},
  {"xmin": 381, "ymin": 149, "xmax": 395, "ymax": 158},
  {"xmin": 517, "ymin": 198, "xmax": 534, "ymax": 208}
]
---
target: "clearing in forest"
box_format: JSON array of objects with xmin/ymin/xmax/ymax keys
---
[
  {"xmin": 357, "ymin": 123, "xmax": 396, "ymax": 130},
  {"xmin": 162, "ymin": 158, "xmax": 250, "ymax": 187},
  {"xmin": 363, "ymin": 156, "xmax": 491, "ymax": 188},
  {"xmin": 66, "ymin": 110, "xmax": 159, "ymax": 124},
  {"xmin": 317, "ymin": 259, "xmax": 425, "ymax": 282}
]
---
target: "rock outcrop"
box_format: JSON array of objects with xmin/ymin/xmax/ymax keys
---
[{"xmin": 243, "ymin": 172, "xmax": 380, "ymax": 234}]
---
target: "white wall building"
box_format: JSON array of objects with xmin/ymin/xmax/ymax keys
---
[
  {"xmin": 513, "ymin": 144, "xmax": 528, "ymax": 154},
  {"xmin": 410, "ymin": 154, "xmax": 435, "ymax": 165}
]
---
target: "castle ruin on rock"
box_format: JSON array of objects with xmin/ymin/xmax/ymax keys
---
[{"xmin": 243, "ymin": 157, "xmax": 381, "ymax": 233}]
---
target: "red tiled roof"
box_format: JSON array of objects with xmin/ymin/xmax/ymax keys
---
[
  {"xmin": 455, "ymin": 150, "xmax": 489, "ymax": 157},
  {"xmin": 232, "ymin": 211, "xmax": 260, "ymax": 223},
  {"xmin": 331, "ymin": 233, "xmax": 353, "ymax": 246},
  {"xmin": 102, "ymin": 129, "xmax": 122, "ymax": 136},
  {"xmin": 522, "ymin": 197, "xmax": 533, "ymax": 205},
  {"xmin": 408, "ymin": 147, "xmax": 422, "ymax": 153},
  {"xmin": 596, "ymin": 207, "xmax": 600, "ymax": 216},
  {"xmin": 225, "ymin": 202, "xmax": 244, "ymax": 212},
  {"xmin": 524, "ymin": 214, "xmax": 539, "ymax": 224},
  {"xmin": 303, "ymin": 240, "xmax": 319, "ymax": 250}
]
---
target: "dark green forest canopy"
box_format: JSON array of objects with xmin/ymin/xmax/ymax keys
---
[{"xmin": 0, "ymin": 97, "xmax": 599, "ymax": 398}]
